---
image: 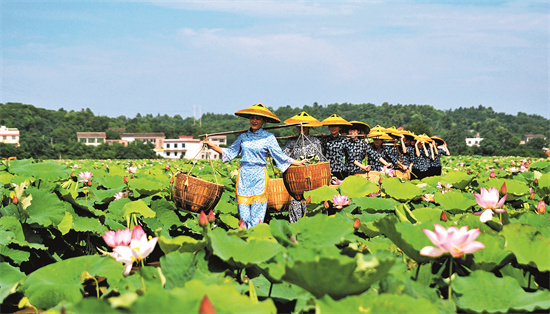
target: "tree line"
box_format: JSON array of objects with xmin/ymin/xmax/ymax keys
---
[{"xmin": 0, "ymin": 102, "xmax": 548, "ymax": 159}]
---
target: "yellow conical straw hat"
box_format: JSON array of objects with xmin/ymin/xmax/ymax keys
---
[
  {"xmin": 367, "ymin": 130, "xmax": 393, "ymax": 140},
  {"xmin": 384, "ymin": 126, "xmax": 402, "ymax": 138},
  {"xmin": 431, "ymin": 136, "xmax": 445, "ymax": 145},
  {"xmin": 370, "ymin": 125, "xmax": 386, "ymax": 133},
  {"xmin": 234, "ymin": 103, "xmax": 281, "ymax": 124},
  {"xmin": 417, "ymin": 134, "xmax": 433, "ymax": 143},
  {"xmin": 320, "ymin": 114, "xmax": 352, "ymax": 126},
  {"xmin": 284, "ymin": 111, "xmax": 323, "ymax": 127},
  {"xmin": 346, "ymin": 121, "xmax": 371, "ymax": 134}
]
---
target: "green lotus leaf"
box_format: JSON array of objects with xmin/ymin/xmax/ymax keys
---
[
  {"xmin": 441, "ymin": 170, "xmax": 474, "ymax": 189},
  {"xmin": 515, "ymin": 212, "xmax": 550, "ymax": 237},
  {"xmin": 434, "ymin": 190, "xmax": 477, "ymax": 212},
  {"xmin": 10, "ymin": 161, "xmax": 70, "ymax": 182},
  {"xmin": 129, "ymin": 177, "xmax": 166, "ymax": 195},
  {"xmin": 214, "ymin": 199, "xmax": 239, "ymax": 215},
  {"xmin": 411, "ymin": 207, "xmax": 445, "ymax": 223},
  {"xmin": 20, "ymin": 255, "xmax": 124, "ymax": 309},
  {"xmin": 209, "ymin": 227, "xmax": 284, "ymax": 268},
  {"xmin": 352, "ymin": 196, "xmax": 400, "ymax": 213},
  {"xmin": 65, "ymin": 298, "xmax": 119, "ymax": 313},
  {"xmin": 123, "ymin": 199, "xmax": 156, "ymax": 219},
  {"xmin": 248, "ymin": 222, "xmax": 277, "ymax": 242},
  {"xmin": 159, "ymin": 251, "xmax": 199, "ymax": 289},
  {"xmin": 538, "ymin": 171, "xmax": 550, "ymax": 190},
  {"xmin": 94, "ymin": 174, "xmax": 127, "ymax": 190},
  {"xmin": 357, "ymin": 212, "xmax": 387, "ymax": 237},
  {"xmin": 289, "ymin": 214, "xmax": 355, "ymax": 248},
  {"xmin": 374, "ymin": 216, "xmax": 435, "ymax": 263},
  {"xmin": 158, "ymin": 235, "xmax": 206, "ymax": 254},
  {"xmin": 0, "ymin": 172, "xmax": 15, "ymax": 186},
  {"xmin": 338, "ymin": 176, "xmax": 378, "ymax": 199},
  {"xmin": 529, "ymin": 160, "xmax": 550, "ymax": 171},
  {"xmin": 218, "ymin": 213, "xmax": 240, "ymax": 229},
  {"xmin": 25, "ymin": 187, "xmax": 66, "ymax": 227},
  {"xmin": 0, "ymin": 262, "xmax": 26, "ymax": 304},
  {"xmin": 132, "ymin": 279, "xmax": 277, "ymax": 314},
  {"xmin": 304, "ymin": 185, "xmax": 338, "ymax": 203},
  {"xmin": 143, "ymin": 198, "xmax": 180, "ymax": 232},
  {"xmin": 0, "ymin": 245, "xmax": 30, "ymax": 264},
  {"xmin": 316, "ymin": 290, "xmax": 441, "ymax": 314},
  {"xmin": 483, "ymin": 178, "xmax": 529, "ymax": 200},
  {"xmin": 382, "ymin": 177, "xmax": 423, "ymax": 201},
  {"xmin": 246, "ymin": 274, "xmax": 314, "ymax": 312},
  {"xmin": 282, "ymin": 247, "xmax": 394, "ymax": 299},
  {"xmin": 470, "ymin": 232, "xmax": 513, "ymax": 272},
  {"xmin": 453, "ymin": 270, "xmax": 550, "ymax": 313},
  {"xmin": 501, "ymin": 223, "xmax": 550, "ymax": 271}
]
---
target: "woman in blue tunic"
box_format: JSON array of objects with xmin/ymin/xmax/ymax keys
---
[{"xmin": 203, "ymin": 103, "xmax": 304, "ymax": 228}]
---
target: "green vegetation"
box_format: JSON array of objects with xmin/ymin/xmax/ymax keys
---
[{"xmin": 1, "ymin": 102, "xmax": 548, "ymax": 159}]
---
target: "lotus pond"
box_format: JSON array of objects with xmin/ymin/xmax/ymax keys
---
[{"xmin": 0, "ymin": 156, "xmax": 549, "ymax": 313}]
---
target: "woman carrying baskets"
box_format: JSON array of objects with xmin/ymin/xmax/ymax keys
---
[
  {"xmin": 344, "ymin": 121, "xmax": 371, "ymax": 175},
  {"xmin": 203, "ymin": 103, "xmax": 305, "ymax": 229},
  {"xmin": 320, "ymin": 114, "xmax": 352, "ymax": 180},
  {"xmin": 282, "ymin": 111, "xmax": 325, "ymax": 223}
]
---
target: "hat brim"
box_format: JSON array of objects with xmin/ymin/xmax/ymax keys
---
[{"xmin": 235, "ymin": 112, "xmax": 280, "ymax": 124}]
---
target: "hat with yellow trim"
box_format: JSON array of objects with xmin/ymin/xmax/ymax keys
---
[
  {"xmin": 370, "ymin": 125, "xmax": 386, "ymax": 133},
  {"xmin": 284, "ymin": 111, "xmax": 323, "ymax": 127},
  {"xmin": 234, "ymin": 103, "xmax": 281, "ymax": 124},
  {"xmin": 367, "ymin": 130, "xmax": 393, "ymax": 140},
  {"xmin": 384, "ymin": 126, "xmax": 402, "ymax": 138},
  {"xmin": 417, "ymin": 134, "xmax": 433, "ymax": 143},
  {"xmin": 321, "ymin": 114, "xmax": 353, "ymax": 126},
  {"xmin": 431, "ymin": 136, "xmax": 445, "ymax": 146},
  {"xmin": 346, "ymin": 121, "xmax": 371, "ymax": 134},
  {"xmin": 401, "ymin": 130, "xmax": 416, "ymax": 140}
]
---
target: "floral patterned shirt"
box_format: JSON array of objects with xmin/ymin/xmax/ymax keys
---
[
  {"xmin": 412, "ymin": 150, "xmax": 431, "ymax": 172},
  {"xmin": 365, "ymin": 144, "xmax": 393, "ymax": 172},
  {"xmin": 322, "ymin": 134, "xmax": 348, "ymax": 173},
  {"xmin": 430, "ymin": 147, "xmax": 447, "ymax": 167},
  {"xmin": 283, "ymin": 134, "xmax": 325, "ymax": 161},
  {"xmin": 345, "ymin": 138, "xmax": 367, "ymax": 173}
]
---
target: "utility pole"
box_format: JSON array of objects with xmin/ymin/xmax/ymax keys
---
[{"xmin": 193, "ymin": 105, "xmax": 196, "ymax": 125}]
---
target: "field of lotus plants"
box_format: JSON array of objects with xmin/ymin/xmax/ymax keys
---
[{"xmin": 0, "ymin": 155, "xmax": 549, "ymax": 313}]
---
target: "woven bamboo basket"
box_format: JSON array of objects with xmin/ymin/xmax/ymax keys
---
[
  {"xmin": 174, "ymin": 172, "xmax": 225, "ymax": 212},
  {"xmin": 283, "ymin": 162, "xmax": 331, "ymax": 200},
  {"xmin": 354, "ymin": 171, "xmax": 382, "ymax": 184},
  {"xmin": 267, "ymin": 178, "xmax": 291, "ymax": 212},
  {"xmin": 395, "ymin": 169, "xmax": 411, "ymax": 180}
]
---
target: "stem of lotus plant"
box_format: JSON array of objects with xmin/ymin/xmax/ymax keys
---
[
  {"xmin": 268, "ymin": 281, "xmax": 274, "ymax": 298},
  {"xmin": 92, "ymin": 276, "xmax": 100, "ymax": 298},
  {"xmin": 140, "ymin": 262, "xmax": 147, "ymax": 293},
  {"xmin": 528, "ymin": 271, "xmax": 532, "ymax": 290},
  {"xmin": 448, "ymin": 257, "xmax": 453, "ymax": 300},
  {"xmin": 415, "ymin": 264, "xmax": 421, "ymax": 281}
]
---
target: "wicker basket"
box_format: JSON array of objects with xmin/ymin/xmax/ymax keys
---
[
  {"xmin": 267, "ymin": 178, "xmax": 291, "ymax": 212},
  {"xmin": 283, "ymin": 162, "xmax": 331, "ymax": 200},
  {"xmin": 174, "ymin": 172, "xmax": 225, "ymax": 212}
]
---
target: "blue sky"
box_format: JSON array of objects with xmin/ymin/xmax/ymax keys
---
[{"xmin": 2, "ymin": 0, "xmax": 549, "ymax": 119}]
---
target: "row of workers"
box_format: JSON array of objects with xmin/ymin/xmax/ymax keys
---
[{"xmin": 203, "ymin": 103, "xmax": 450, "ymax": 227}]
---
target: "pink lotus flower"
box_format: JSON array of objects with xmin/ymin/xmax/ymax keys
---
[
  {"xmin": 332, "ymin": 194, "xmax": 350, "ymax": 209},
  {"xmin": 114, "ymin": 191, "xmax": 128, "ymax": 200},
  {"xmin": 78, "ymin": 171, "xmax": 93, "ymax": 183},
  {"xmin": 102, "ymin": 228, "xmax": 132, "ymax": 248},
  {"xmin": 490, "ymin": 171, "xmax": 495, "ymax": 178},
  {"xmin": 474, "ymin": 187, "xmax": 507, "ymax": 222},
  {"xmin": 421, "ymin": 193, "xmax": 435, "ymax": 202},
  {"xmin": 331, "ymin": 178, "xmax": 343, "ymax": 185},
  {"xmin": 127, "ymin": 167, "xmax": 137, "ymax": 173},
  {"xmin": 381, "ymin": 166, "xmax": 394, "ymax": 177},
  {"xmin": 420, "ymin": 224, "xmax": 485, "ymax": 258},
  {"xmin": 537, "ymin": 200, "xmax": 546, "ymax": 214},
  {"xmin": 112, "ymin": 234, "xmax": 158, "ymax": 276}
]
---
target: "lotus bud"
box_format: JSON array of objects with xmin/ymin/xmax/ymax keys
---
[
  {"xmin": 324, "ymin": 200, "xmax": 329, "ymax": 209},
  {"xmin": 378, "ymin": 177, "xmax": 383, "ymax": 185},
  {"xmin": 124, "ymin": 176, "xmax": 129, "ymax": 184},
  {"xmin": 353, "ymin": 219, "xmax": 360, "ymax": 230},
  {"xmin": 165, "ymin": 164, "xmax": 170, "ymax": 170},
  {"xmin": 12, "ymin": 196, "xmax": 18, "ymax": 205},
  {"xmin": 198, "ymin": 211, "xmax": 208, "ymax": 227},
  {"xmin": 537, "ymin": 201, "xmax": 546, "ymax": 214},
  {"xmin": 149, "ymin": 170, "xmax": 151, "ymax": 174},
  {"xmin": 305, "ymin": 196, "xmax": 311, "ymax": 205},
  {"xmin": 259, "ymin": 220, "xmax": 263, "ymax": 224},
  {"xmin": 170, "ymin": 176, "xmax": 174, "ymax": 184},
  {"xmin": 490, "ymin": 171, "xmax": 495, "ymax": 178},
  {"xmin": 238, "ymin": 219, "xmax": 247, "ymax": 230},
  {"xmin": 207, "ymin": 210, "xmax": 215, "ymax": 223},
  {"xmin": 530, "ymin": 191, "xmax": 535, "ymax": 200},
  {"xmin": 500, "ymin": 182, "xmax": 507, "ymax": 195},
  {"xmin": 199, "ymin": 295, "xmax": 216, "ymax": 314},
  {"xmin": 87, "ymin": 180, "xmax": 92, "ymax": 186},
  {"xmin": 440, "ymin": 211, "xmax": 447, "ymax": 222},
  {"xmin": 534, "ymin": 179, "xmax": 538, "ymax": 185}
]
